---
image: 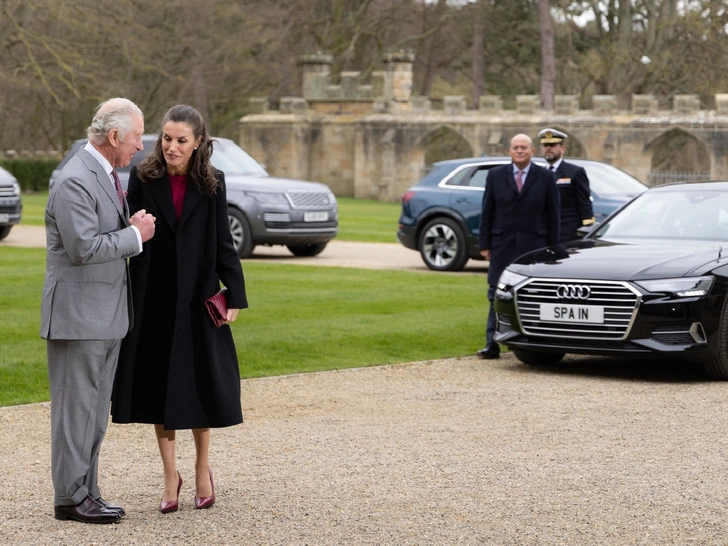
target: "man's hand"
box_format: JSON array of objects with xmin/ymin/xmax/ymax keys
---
[
  {"xmin": 480, "ymin": 249, "xmax": 491, "ymax": 261},
  {"xmin": 129, "ymin": 209, "xmax": 156, "ymax": 242}
]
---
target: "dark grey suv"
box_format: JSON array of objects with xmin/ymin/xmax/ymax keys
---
[
  {"xmin": 50, "ymin": 136, "xmax": 338, "ymax": 257},
  {"xmin": 0, "ymin": 166, "xmax": 22, "ymax": 240}
]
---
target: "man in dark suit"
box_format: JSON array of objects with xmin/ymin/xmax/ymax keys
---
[
  {"xmin": 41, "ymin": 98, "xmax": 156, "ymax": 523},
  {"xmin": 476, "ymin": 133, "xmax": 561, "ymax": 359},
  {"xmin": 538, "ymin": 128, "xmax": 595, "ymax": 242}
]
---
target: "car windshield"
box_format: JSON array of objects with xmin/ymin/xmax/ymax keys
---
[
  {"xmin": 211, "ymin": 138, "xmax": 268, "ymax": 177},
  {"xmin": 594, "ymin": 188, "xmax": 728, "ymax": 242},
  {"xmin": 579, "ymin": 162, "xmax": 648, "ymax": 197}
]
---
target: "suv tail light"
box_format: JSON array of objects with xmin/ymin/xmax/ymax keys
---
[{"xmin": 402, "ymin": 191, "xmax": 415, "ymax": 204}]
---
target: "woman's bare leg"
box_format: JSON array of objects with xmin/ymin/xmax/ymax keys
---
[
  {"xmin": 192, "ymin": 427, "xmax": 212, "ymax": 497},
  {"xmin": 155, "ymin": 424, "xmax": 179, "ymax": 502}
]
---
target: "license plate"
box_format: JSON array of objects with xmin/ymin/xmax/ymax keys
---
[
  {"xmin": 0, "ymin": 214, "xmax": 8, "ymax": 223},
  {"xmin": 539, "ymin": 303, "xmax": 604, "ymax": 324},
  {"xmin": 304, "ymin": 211, "xmax": 328, "ymax": 222}
]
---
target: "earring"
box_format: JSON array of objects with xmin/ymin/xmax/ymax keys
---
[{"xmin": 194, "ymin": 146, "xmax": 198, "ymax": 150}]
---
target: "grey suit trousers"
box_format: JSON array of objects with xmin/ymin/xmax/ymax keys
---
[{"xmin": 47, "ymin": 339, "xmax": 121, "ymax": 506}]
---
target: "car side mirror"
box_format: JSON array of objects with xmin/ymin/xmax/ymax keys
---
[{"xmin": 576, "ymin": 223, "xmax": 599, "ymax": 238}]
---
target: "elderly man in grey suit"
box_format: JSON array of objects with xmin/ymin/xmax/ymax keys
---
[{"xmin": 41, "ymin": 98, "xmax": 156, "ymax": 523}]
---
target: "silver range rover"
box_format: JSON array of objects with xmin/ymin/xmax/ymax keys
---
[
  {"xmin": 50, "ymin": 136, "xmax": 338, "ymax": 258},
  {"xmin": 0, "ymin": 166, "xmax": 22, "ymax": 240}
]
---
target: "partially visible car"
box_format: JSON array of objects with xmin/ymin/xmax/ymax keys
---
[
  {"xmin": 495, "ymin": 181, "xmax": 728, "ymax": 380},
  {"xmin": 50, "ymin": 136, "xmax": 338, "ymax": 258},
  {"xmin": 0, "ymin": 166, "xmax": 22, "ymax": 240},
  {"xmin": 397, "ymin": 156, "xmax": 648, "ymax": 271}
]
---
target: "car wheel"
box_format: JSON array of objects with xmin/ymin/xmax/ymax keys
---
[
  {"xmin": 228, "ymin": 208, "xmax": 255, "ymax": 258},
  {"xmin": 286, "ymin": 243, "xmax": 328, "ymax": 257},
  {"xmin": 703, "ymin": 303, "xmax": 728, "ymax": 380},
  {"xmin": 0, "ymin": 226, "xmax": 11, "ymax": 240},
  {"xmin": 418, "ymin": 217, "xmax": 469, "ymax": 271},
  {"xmin": 513, "ymin": 349, "xmax": 565, "ymax": 366}
]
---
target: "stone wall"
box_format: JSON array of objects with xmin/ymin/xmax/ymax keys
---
[{"xmin": 240, "ymin": 54, "xmax": 728, "ymax": 202}]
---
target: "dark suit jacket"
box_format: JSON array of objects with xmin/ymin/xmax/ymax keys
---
[
  {"xmin": 478, "ymin": 163, "xmax": 560, "ymax": 285},
  {"xmin": 554, "ymin": 160, "xmax": 593, "ymax": 242}
]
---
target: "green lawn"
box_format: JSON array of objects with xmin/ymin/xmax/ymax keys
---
[
  {"xmin": 21, "ymin": 193, "xmax": 402, "ymax": 243},
  {"xmin": 0, "ymin": 247, "xmax": 488, "ymax": 407},
  {"xmin": 19, "ymin": 193, "xmax": 47, "ymax": 226},
  {"xmin": 335, "ymin": 197, "xmax": 401, "ymax": 243}
]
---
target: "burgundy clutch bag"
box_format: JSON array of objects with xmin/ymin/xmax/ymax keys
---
[{"xmin": 205, "ymin": 288, "xmax": 228, "ymax": 327}]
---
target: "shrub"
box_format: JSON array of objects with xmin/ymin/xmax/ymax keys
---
[{"xmin": 0, "ymin": 159, "xmax": 58, "ymax": 192}]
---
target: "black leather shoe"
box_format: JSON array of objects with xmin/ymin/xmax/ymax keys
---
[
  {"xmin": 477, "ymin": 342, "xmax": 500, "ymax": 359},
  {"xmin": 95, "ymin": 497, "xmax": 125, "ymax": 516},
  {"xmin": 54, "ymin": 495, "xmax": 121, "ymax": 524}
]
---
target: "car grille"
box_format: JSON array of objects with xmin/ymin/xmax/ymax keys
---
[
  {"xmin": 286, "ymin": 191, "xmax": 332, "ymax": 209},
  {"xmin": 0, "ymin": 204, "xmax": 20, "ymax": 213},
  {"xmin": 515, "ymin": 279, "xmax": 641, "ymax": 340},
  {"xmin": 264, "ymin": 213, "xmax": 291, "ymax": 223},
  {"xmin": 0, "ymin": 188, "xmax": 17, "ymax": 198}
]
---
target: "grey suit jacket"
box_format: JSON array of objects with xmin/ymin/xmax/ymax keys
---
[{"xmin": 41, "ymin": 149, "xmax": 141, "ymax": 340}]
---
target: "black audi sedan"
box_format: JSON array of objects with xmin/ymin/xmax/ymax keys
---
[{"xmin": 494, "ymin": 181, "xmax": 728, "ymax": 379}]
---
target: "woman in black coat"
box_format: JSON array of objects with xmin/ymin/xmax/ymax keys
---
[{"xmin": 112, "ymin": 105, "xmax": 247, "ymax": 513}]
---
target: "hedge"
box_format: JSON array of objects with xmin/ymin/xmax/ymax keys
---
[{"xmin": 0, "ymin": 159, "xmax": 58, "ymax": 192}]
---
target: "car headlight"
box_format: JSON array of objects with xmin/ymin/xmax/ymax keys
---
[
  {"xmin": 497, "ymin": 269, "xmax": 528, "ymax": 291},
  {"xmin": 12, "ymin": 181, "xmax": 20, "ymax": 196},
  {"xmin": 244, "ymin": 191, "xmax": 289, "ymax": 205},
  {"xmin": 635, "ymin": 276, "xmax": 714, "ymax": 297}
]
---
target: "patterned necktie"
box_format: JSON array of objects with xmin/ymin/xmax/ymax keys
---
[
  {"xmin": 111, "ymin": 169, "xmax": 124, "ymax": 209},
  {"xmin": 515, "ymin": 170, "xmax": 524, "ymax": 192}
]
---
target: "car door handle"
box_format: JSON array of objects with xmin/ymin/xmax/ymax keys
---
[{"xmin": 456, "ymin": 197, "xmax": 473, "ymax": 204}]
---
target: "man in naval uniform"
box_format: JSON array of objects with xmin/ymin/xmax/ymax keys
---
[{"xmin": 538, "ymin": 128, "xmax": 595, "ymax": 242}]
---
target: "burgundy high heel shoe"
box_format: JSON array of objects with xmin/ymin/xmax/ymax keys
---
[
  {"xmin": 195, "ymin": 468, "xmax": 215, "ymax": 509},
  {"xmin": 159, "ymin": 471, "xmax": 183, "ymax": 513}
]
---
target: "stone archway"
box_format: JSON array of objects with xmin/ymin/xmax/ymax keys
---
[
  {"xmin": 419, "ymin": 126, "xmax": 474, "ymax": 172},
  {"xmin": 645, "ymin": 128, "xmax": 711, "ymax": 185}
]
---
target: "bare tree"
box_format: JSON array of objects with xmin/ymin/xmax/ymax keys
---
[
  {"xmin": 470, "ymin": 0, "xmax": 485, "ymax": 109},
  {"xmin": 538, "ymin": 0, "xmax": 555, "ymax": 110}
]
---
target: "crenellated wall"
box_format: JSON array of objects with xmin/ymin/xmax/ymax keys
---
[{"xmin": 240, "ymin": 54, "xmax": 728, "ymax": 202}]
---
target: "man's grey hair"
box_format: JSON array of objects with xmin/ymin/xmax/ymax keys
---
[{"xmin": 86, "ymin": 98, "xmax": 144, "ymax": 145}]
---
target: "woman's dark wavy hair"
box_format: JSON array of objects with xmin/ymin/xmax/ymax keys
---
[{"xmin": 136, "ymin": 104, "xmax": 218, "ymax": 196}]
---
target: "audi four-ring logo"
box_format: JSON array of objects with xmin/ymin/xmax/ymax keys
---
[{"xmin": 556, "ymin": 284, "xmax": 591, "ymax": 299}]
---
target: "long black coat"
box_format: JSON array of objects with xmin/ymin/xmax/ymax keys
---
[
  {"xmin": 554, "ymin": 160, "xmax": 593, "ymax": 242},
  {"xmin": 478, "ymin": 163, "xmax": 561, "ymax": 285},
  {"xmin": 111, "ymin": 167, "xmax": 248, "ymax": 430}
]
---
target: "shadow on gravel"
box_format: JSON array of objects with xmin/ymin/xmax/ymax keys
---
[{"xmin": 511, "ymin": 354, "xmax": 712, "ymax": 384}]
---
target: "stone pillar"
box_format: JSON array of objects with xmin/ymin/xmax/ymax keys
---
[
  {"xmin": 516, "ymin": 95, "xmax": 540, "ymax": 114},
  {"xmin": 593, "ymin": 95, "xmax": 617, "ymax": 114},
  {"xmin": 479, "ymin": 95, "xmax": 503, "ymax": 113},
  {"xmin": 383, "ymin": 50, "xmax": 415, "ymax": 104},
  {"xmin": 715, "ymin": 94, "xmax": 728, "ymax": 115},
  {"xmin": 444, "ymin": 96, "xmax": 467, "ymax": 115},
  {"xmin": 379, "ymin": 128, "xmax": 397, "ymax": 201},
  {"xmin": 555, "ymin": 95, "xmax": 579, "ymax": 114},
  {"xmin": 673, "ymin": 94, "xmax": 700, "ymax": 115},
  {"xmin": 300, "ymin": 52, "xmax": 333, "ymax": 100},
  {"xmin": 632, "ymin": 94, "xmax": 659, "ymax": 115},
  {"xmin": 248, "ymin": 98, "xmax": 269, "ymax": 114}
]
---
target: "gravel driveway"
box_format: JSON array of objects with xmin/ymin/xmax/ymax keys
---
[{"xmin": 3, "ymin": 226, "xmax": 728, "ymax": 545}]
